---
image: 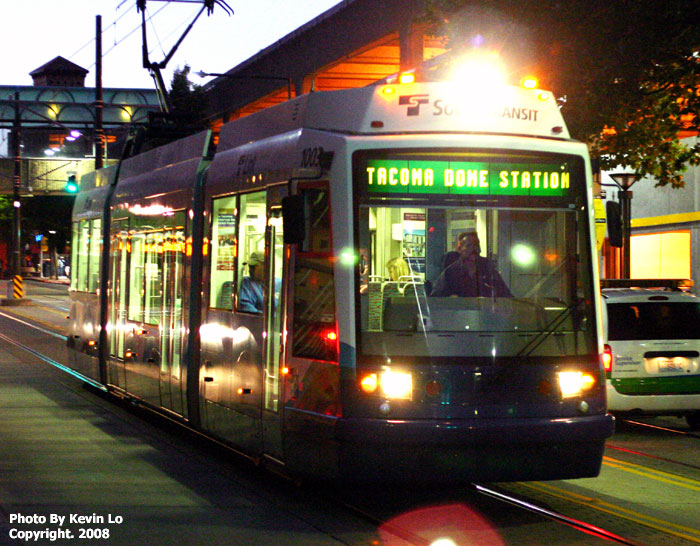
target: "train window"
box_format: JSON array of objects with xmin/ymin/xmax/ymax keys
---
[
  {"xmin": 143, "ymin": 230, "xmax": 163, "ymax": 325},
  {"xmin": 88, "ymin": 219, "xmax": 101, "ymax": 293},
  {"xmin": 358, "ymin": 203, "xmax": 596, "ymax": 357},
  {"xmin": 127, "ymin": 231, "xmax": 146, "ymax": 322},
  {"xmin": 291, "ymin": 184, "xmax": 338, "ymax": 361},
  {"xmin": 236, "ymin": 191, "xmax": 267, "ymax": 314},
  {"xmin": 126, "ymin": 214, "xmax": 183, "ymax": 325},
  {"xmin": 71, "ymin": 218, "xmax": 101, "ymax": 294},
  {"xmin": 70, "ymin": 221, "xmax": 79, "ymax": 291},
  {"xmin": 75, "ymin": 220, "xmax": 90, "ymax": 292},
  {"xmin": 209, "ymin": 195, "xmax": 238, "ymax": 310}
]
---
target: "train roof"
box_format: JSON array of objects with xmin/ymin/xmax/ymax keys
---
[{"xmin": 217, "ymin": 82, "xmax": 570, "ymax": 152}]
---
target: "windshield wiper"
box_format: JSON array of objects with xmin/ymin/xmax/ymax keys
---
[{"xmin": 515, "ymin": 300, "xmax": 579, "ymax": 357}]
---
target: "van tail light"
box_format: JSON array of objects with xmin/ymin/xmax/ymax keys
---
[{"xmin": 602, "ymin": 344, "xmax": 613, "ymax": 374}]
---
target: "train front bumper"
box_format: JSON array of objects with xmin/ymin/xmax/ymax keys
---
[
  {"xmin": 335, "ymin": 414, "xmax": 614, "ymax": 482},
  {"xmin": 286, "ymin": 411, "xmax": 615, "ymax": 483}
]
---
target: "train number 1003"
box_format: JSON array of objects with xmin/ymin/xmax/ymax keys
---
[{"xmin": 301, "ymin": 147, "xmax": 325, "ymax": 168}]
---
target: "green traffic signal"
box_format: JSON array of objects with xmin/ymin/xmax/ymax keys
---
[{"xmin": 66, "ymin": 174, "xmax": 79, "ymax": 193}]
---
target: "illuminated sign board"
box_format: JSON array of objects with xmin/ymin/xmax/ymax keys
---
[{"xmin": 364, "ymin": 159, "xmax": 572, "ymax": 196}]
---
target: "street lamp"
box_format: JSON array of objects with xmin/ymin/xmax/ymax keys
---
[
  {"xmin": 196, "ymin": 70, "xmax": 293, "ymax": 100},
  {"xmin": 609, "ymin": 172, "xmax": 638, "ymax": 278}
]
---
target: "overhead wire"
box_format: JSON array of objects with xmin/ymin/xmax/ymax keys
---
[
  {"xmin": 68, "ymin": 1, "xmax": 136, "ymax": 61},
  {"xmin": 67, "ymin": 1, "xmax": 199, "ymax": 72},
  {"xmin": 148, "ymin": 6, "xmax": 202, "ymax": 60}
]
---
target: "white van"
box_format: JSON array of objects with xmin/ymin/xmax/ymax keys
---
[{"xmin": 601, "ymin": 279, "xmax": 700, "ymax": 429}]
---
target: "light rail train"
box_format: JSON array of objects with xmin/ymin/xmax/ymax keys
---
[{"xmin": 67, "ymin": 77, "xmax": 614, "ymax": 482}]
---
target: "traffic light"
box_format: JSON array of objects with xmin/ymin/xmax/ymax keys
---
[{"xmin": 66, "ymin": 174, "xmax": 79, "ymax": 193}]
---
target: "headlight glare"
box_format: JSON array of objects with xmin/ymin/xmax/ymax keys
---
[
  {"xmin": 558, "ymin": 371, "xmax": 595, "ymax": 398},
  {"xmin": 359, "ymin": 369, "xmax": 412, "ymax": 400},
  {"xmin": 380, "ymin": 370, "xmax": 412, "ymax": 400}
]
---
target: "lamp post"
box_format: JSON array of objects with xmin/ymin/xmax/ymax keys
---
[
  {"xmin": 195, "ymin": 70, "xmax": 293, "ymax": 100},
  {"xmin": 609, "ymin": 172, "xmax": 638, "ymax": 278}
]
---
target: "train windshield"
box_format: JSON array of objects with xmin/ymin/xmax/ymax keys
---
[{"xmin": 353, "ymin": 150, "xmax": 597, "ymax": 358}]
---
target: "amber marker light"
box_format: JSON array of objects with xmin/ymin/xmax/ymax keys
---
[
  {"xmin": 399, "ymin": 72, "xmax": 415, "ymax": 84},
  {"xmin": 520, "ymin": 76, "xmax": 539, "ymax": 89},
  {"xmin": 360, "ymin": 373, "xmax": 378, "ymax": 394}
]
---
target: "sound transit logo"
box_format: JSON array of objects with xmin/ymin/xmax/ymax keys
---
[{"xmin": 399, "ymin": 94, "xmax": 429, "ymax": 116}]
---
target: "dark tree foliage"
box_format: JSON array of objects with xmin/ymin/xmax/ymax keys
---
[
  {"xmin": 0, "ymin": 195, "xmax": 13, "ymax": 223},
  {"xmin": 169, "ymin": 64, "xmax": 209, "ymax": 130},
  {"xmin": 21, "ymin": 196, "xmax": 74, "ymax": 253},
  {"xmin": 422, "ymin": 0, "xmax": 700, "ymax": 187}
]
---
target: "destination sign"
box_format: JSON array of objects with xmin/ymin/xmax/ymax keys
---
[{"xmin": 364, "ymin": 159, "xmax": 572, "ymax": 196}]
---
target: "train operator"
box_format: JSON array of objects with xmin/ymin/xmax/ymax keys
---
[{"xmin": 431, "ymin": 231, "xmax": 512, "ymax": 298}]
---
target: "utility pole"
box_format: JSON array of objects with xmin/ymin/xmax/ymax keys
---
[
  {"xmin": 95, "ymin": 14, "xmax": 105, "ymax": 169},
  {"xmin": 11, "ymin": 92, "xmax": 22, "ymax": 276}
]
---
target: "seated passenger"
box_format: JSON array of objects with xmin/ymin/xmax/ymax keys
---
[
  {"xmin": 238, "ymin": 251, "xmax": 264, "ymax": 313},
  {"xmin": 431, "ymin": 231, "xmax": 511, "ymax": 297},
  {"xmin": 386, "ymin": 257, "xmax": 411, "ymax": 281}
]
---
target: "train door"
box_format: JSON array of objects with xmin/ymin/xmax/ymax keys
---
[
  {"xmin": 262, "ymin": 187, "xmax": 287, "ymax": 460},
  {"xmin": 158, "ymin": 218, "xmax": 186, "ymax": 415},
  {"xmin": 108, "ymin": 219, "xmax": 128, "ymax": 389}
]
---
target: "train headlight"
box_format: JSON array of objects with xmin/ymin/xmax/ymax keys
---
[
  {"xmin": 557, "ymin": 371, "xmax": 596, "ymax": 399},
  {"xmin": 380, "ymin": 370, "xmax": 412, "ymax": 400},
  {"xmin": 359, "ymin": 370, "xmax": 413, "ymax": 400}
]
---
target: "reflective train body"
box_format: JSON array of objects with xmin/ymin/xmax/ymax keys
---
[{"xmin": 67, "ymin": 81, "xmax": 614, "ymax": 482}]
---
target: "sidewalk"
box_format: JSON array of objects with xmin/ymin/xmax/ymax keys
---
[
  {"xmin": 0, "ymin": 276, "xmax": 69, "ymax": 307},
  {"xmin": 19, "ymin": 274, "xmax": 70, "ymax": 285}
]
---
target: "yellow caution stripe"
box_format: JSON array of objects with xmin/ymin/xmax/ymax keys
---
[{"xmin": 12, "ymin": 275, "xmax": 23, "ymax": 299}]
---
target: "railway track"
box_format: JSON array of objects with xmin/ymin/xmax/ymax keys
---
[{"xmin": 1, "ymin": 307, "xmax": 697, "ymax": 546}]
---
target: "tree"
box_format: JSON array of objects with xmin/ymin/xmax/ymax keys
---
[
  {"xmin": 422, "ymin": 0, "xmax": 700, "ymax": 187},
  {"xmin": 0, "ymin": 195, "xmax": 13, "ymax": 224},
  {"xmin": 169, "ymin": 64, "xmax": 209, "ymax": 130}
]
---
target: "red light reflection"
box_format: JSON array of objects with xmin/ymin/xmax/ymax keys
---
[{"xmin": 378, "ymin": 504, "xmax": 504, "ymax": 546}]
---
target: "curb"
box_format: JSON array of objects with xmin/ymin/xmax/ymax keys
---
[{"xmin": 0, "ymin": 298, "xmax": 34, "ymax": 306}]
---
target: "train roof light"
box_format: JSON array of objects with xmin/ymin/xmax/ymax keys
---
[
  {"xmin": 399, "ymin": 72, "xmax": 415, "ymax": 84},
  {"xmin": 450, "ymin": 52, "xmax": 506, "ymax": 87},
  {"xmin": 520, "ymin": 76, "xmax": 539, "ymax": 89}
]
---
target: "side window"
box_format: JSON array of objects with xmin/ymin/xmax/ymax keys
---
[
  {"xmin": 291, "ymin": 185, "xmax": 337, "ymax": 361},
  {"xmin": 88, "ymin": 219, "xmax": 102, "ymax": 293},
  {"xmin": 236, "ymin": 191, "xmax": 267, "ymax": 314},
  {"xmin": 76, "ymin": 219, "xmax": 90, "ymax": 292},
  {"xmin": 143, "ymin": 231, "xmax": 163, "ymax": 325},
  {"xmin": 70, "ymin": 221, "xmax": 79, "ymax": 291},
  {"xmin": 209, "ymin": 195, "xmax": 238, "ymax": 310},
  {"xmin": 128, "ymin": 232, "xmax": 145, "ymax": 322}
]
